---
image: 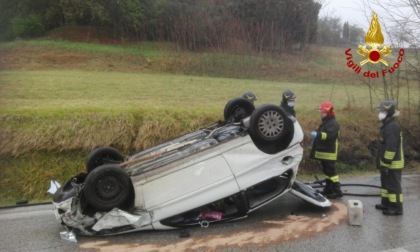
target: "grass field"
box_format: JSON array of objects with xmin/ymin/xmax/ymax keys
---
[
  {"xmin": 0, "ymin": 38, "xmax": 419, "ymax": 206},
  {"xmin": 0, "ymin": 70, "xmax": 384, "ymax": 111}
]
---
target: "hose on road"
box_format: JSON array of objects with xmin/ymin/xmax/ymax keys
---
[{"xmin": 307, "ymin": 176, "xmax": 381, "ymax": 197}]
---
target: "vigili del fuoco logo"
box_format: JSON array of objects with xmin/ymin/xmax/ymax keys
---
[{"xmin": 345, "ymin": 12, "xmax": 404, "ymax": 78}]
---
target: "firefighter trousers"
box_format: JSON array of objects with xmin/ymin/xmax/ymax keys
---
[
  {"xmin": 380, "ymin": 169, "xmax": 403, "ymax": 208},
  {"xmin": 321, "ymin": 160, "xmax": 339, "ymax": 182}
]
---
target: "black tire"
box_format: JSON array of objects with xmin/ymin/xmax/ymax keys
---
[
  {"xmin": 223, "ymin": 97, "xmax": 255, "ymax": 122},
  {"xmin": 248, "ymin": 104, "xmax": 294, "ymax": 154},
  {"xmin": 86, "ymin": 147, "xmax": 124, "ymax": 173},
  {"xmin": 83, "ymin": 164, "xmax": 132, "ymax": 212}
]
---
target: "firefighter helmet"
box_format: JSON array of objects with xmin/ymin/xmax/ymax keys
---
[
  {"xmin": 319, "ymin": 101, "xmax": 335, "ymax": 116},
  {"xmin": 242, "ymin": 92, "xmax": 257, "ymax": 102},
  {"xmin": 377, "ymin": 100, "xmax": 396, "ymax": 116},
  {"xmin": 282, "ymin": 89, "xmax": 296, "ymax": 101}
]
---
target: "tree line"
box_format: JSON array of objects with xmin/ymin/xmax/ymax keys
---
[{"xmin": 0, "ymin": 0, "xmax": 364, "ymax": 52}]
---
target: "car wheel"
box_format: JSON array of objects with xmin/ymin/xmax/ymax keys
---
[
  {"xmin": 248, "ymin": 104, "xmax": 294, "ymax": 154},
  {"xmin": 83, "ymin": 164, "xmax": 132, "ymax": 212},
  {"xmin": 224, "ymin": 97, "xmax": 255, "ymax": 122},
  {"xmin": 86, "ymin": 147, "xmax": 124, "ymax": 173}
]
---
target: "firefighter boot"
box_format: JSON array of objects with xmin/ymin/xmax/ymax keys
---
[
  {"xmin": 383, "ymin": 202, "xmax": 403, "ymax": 216},
  {"xmin": 327, "ymin": 182, "xmax": 343, "ymax": 199},
  {"xmin": 375, "ymin": 197, "xmax": 389, "ymax": 210},
  {"xmin": 321, "ymin": 179, "xmax": 332, "ymax": 197}
]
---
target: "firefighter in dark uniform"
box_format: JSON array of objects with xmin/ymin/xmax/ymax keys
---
[
  {"xmin": 310, "ymin": 101, "xmax": 342, "ymax": 199},
  {"xmin": 280, "ymin": 89, "xmax": 296, "ymax": 117},
  {"xmin": 375, "ymin": 100, "xmax": 404, "ymax": 215}
]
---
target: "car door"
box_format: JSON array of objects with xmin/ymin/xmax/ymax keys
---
[
  {"xmin": 222, "ymin": 136, "xmax": 302, "ymax": 190},
  {"xmin": 137, "ymin": 151, "xmax": 240, "ymax": 221}
]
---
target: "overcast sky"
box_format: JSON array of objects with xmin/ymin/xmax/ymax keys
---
[
  {"xmin": 319, "ymin": 0, "xmax": 419, "ymax": 47},
  {"xmin": 319, "ymin": 0, "xmax": 386, "ymax": 31}
]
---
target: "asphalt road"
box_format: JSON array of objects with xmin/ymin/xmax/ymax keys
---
[{"xmin": 1, "ymin": 173, "xmax": 419, "ymax": 252}]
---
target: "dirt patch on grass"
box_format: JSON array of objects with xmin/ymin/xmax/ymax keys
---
[
  {"xmin": 80, "ymin": 202, "xmax": 346, "ymax": 251},
  {"xmin": 48, "ymin": 26, "xmax": 121, "ymax": 45},
  {"xmin": 40, "ymin": 52, "xmax": 91, "ymax": 64}
]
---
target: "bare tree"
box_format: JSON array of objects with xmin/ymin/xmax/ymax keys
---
[
  {"xmin": 361, "ymin": 0, "xmax": 420, "ymax": 117},
  {"xmin": 359, "ymin": 0, "xmax": 420, "ymax": 163}
]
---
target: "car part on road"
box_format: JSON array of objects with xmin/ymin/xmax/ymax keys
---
[
  {"xmin": 290, "ymin": 181, "xmax": 332, "ymax": 207},
  {"xmin": 60, "ymin": 230, "xmax": 77, "ymax": 243},
  {"xmin": 47, "ymin": 180, "xmax": 61, "ymax": 194}
]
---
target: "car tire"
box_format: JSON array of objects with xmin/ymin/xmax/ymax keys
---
[
  {"xmin": 83, "ymin": 164, "xmax": 132, "ymax": 212},
  {"xmin": 248, "ymin": 104, "xmax": 294, "ymax": 154},
  {"xmin": 86, "ymin": 147, "xmax": 124, "ymax": 173},
  {"xmin": 224, "ymin": 97, "xmax": 255, "ymax": 122}
]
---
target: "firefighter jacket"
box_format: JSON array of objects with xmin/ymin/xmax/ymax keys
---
[
  {"xmin": 310, "ymin": 116, "xmax": 340, "ymax": 161},
  {"xmin": 376, "ymin": 117, "xmax": 404, "ymax": 170}
]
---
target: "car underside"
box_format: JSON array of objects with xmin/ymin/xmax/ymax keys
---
[{"xmin": 52, "ymin": 98, "xmax": 331, "ymax": 237}]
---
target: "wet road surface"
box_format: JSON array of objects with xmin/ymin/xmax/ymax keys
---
[{"xmin": 0, "ymin": 173, "xmax": 419, "ymax": 252}]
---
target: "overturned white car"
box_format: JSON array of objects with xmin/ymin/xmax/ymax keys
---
[{"xmin": 52, "ymin": 98, "xmax": 331, "ymax": 236}]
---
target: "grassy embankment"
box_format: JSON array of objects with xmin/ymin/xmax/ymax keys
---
[{"xmin": 0, "ymin": 39, "xmax": 419, "ymax": 206}]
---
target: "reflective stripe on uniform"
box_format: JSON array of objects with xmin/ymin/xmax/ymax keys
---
[
  {"xmin": 380, "ymin": 131, "xmax": 404, "ymax": 169},
  {"xmin": 329, "ymin": 175, "xmax": 340, "ymax": 183},
  {"xmin": 388, "ymin": 138, "xmax": 405, "ymax": 169},
  {"xmin": 321, "ymin": 132, "xmax": 327, "ymax": 140},
  {"xmin": 381, "ymin": 188, "xmax": 388, "ymax": 198},
  {"xmin": 314, "ymin": 139, "xmax": 338, "ymax": 160},
  {"xmin": 380, "ymin": 160, "xmax": 404, "ymax": 169},
  {"xmin": 388, "ymin": 193, "xmax": 404, "ymax": 203},
  {"xmin": 384, "ymin": 151, "xmax": 396, "ymax": 160},
  {"xmin": 390, "ymin": 160, "xmax": 404, "ymax": 169},
  {"xmin": 389, "ymin": 194, "xmax": 397, "ymax": 203},
  {"xmin": 315, "ymin": 152, "xmax": 336, "ymax": 160}
]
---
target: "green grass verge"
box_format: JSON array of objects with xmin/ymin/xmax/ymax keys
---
[
  {"xmin": 0, "ymin": 39, "xmax": 167, "ymax": 57},
  {"xmin": 0, "ymin": 152, "xmax": 85, "ymax": 204}
]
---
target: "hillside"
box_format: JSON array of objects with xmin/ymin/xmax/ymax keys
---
[{"xmin": 0, "ymin": 28, "xmax": 356, "ymax": 85}]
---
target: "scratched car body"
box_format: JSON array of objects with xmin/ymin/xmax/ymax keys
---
[{"xmin": 52, "ymin": 98, "xmax": 331, "ymax": 236}]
